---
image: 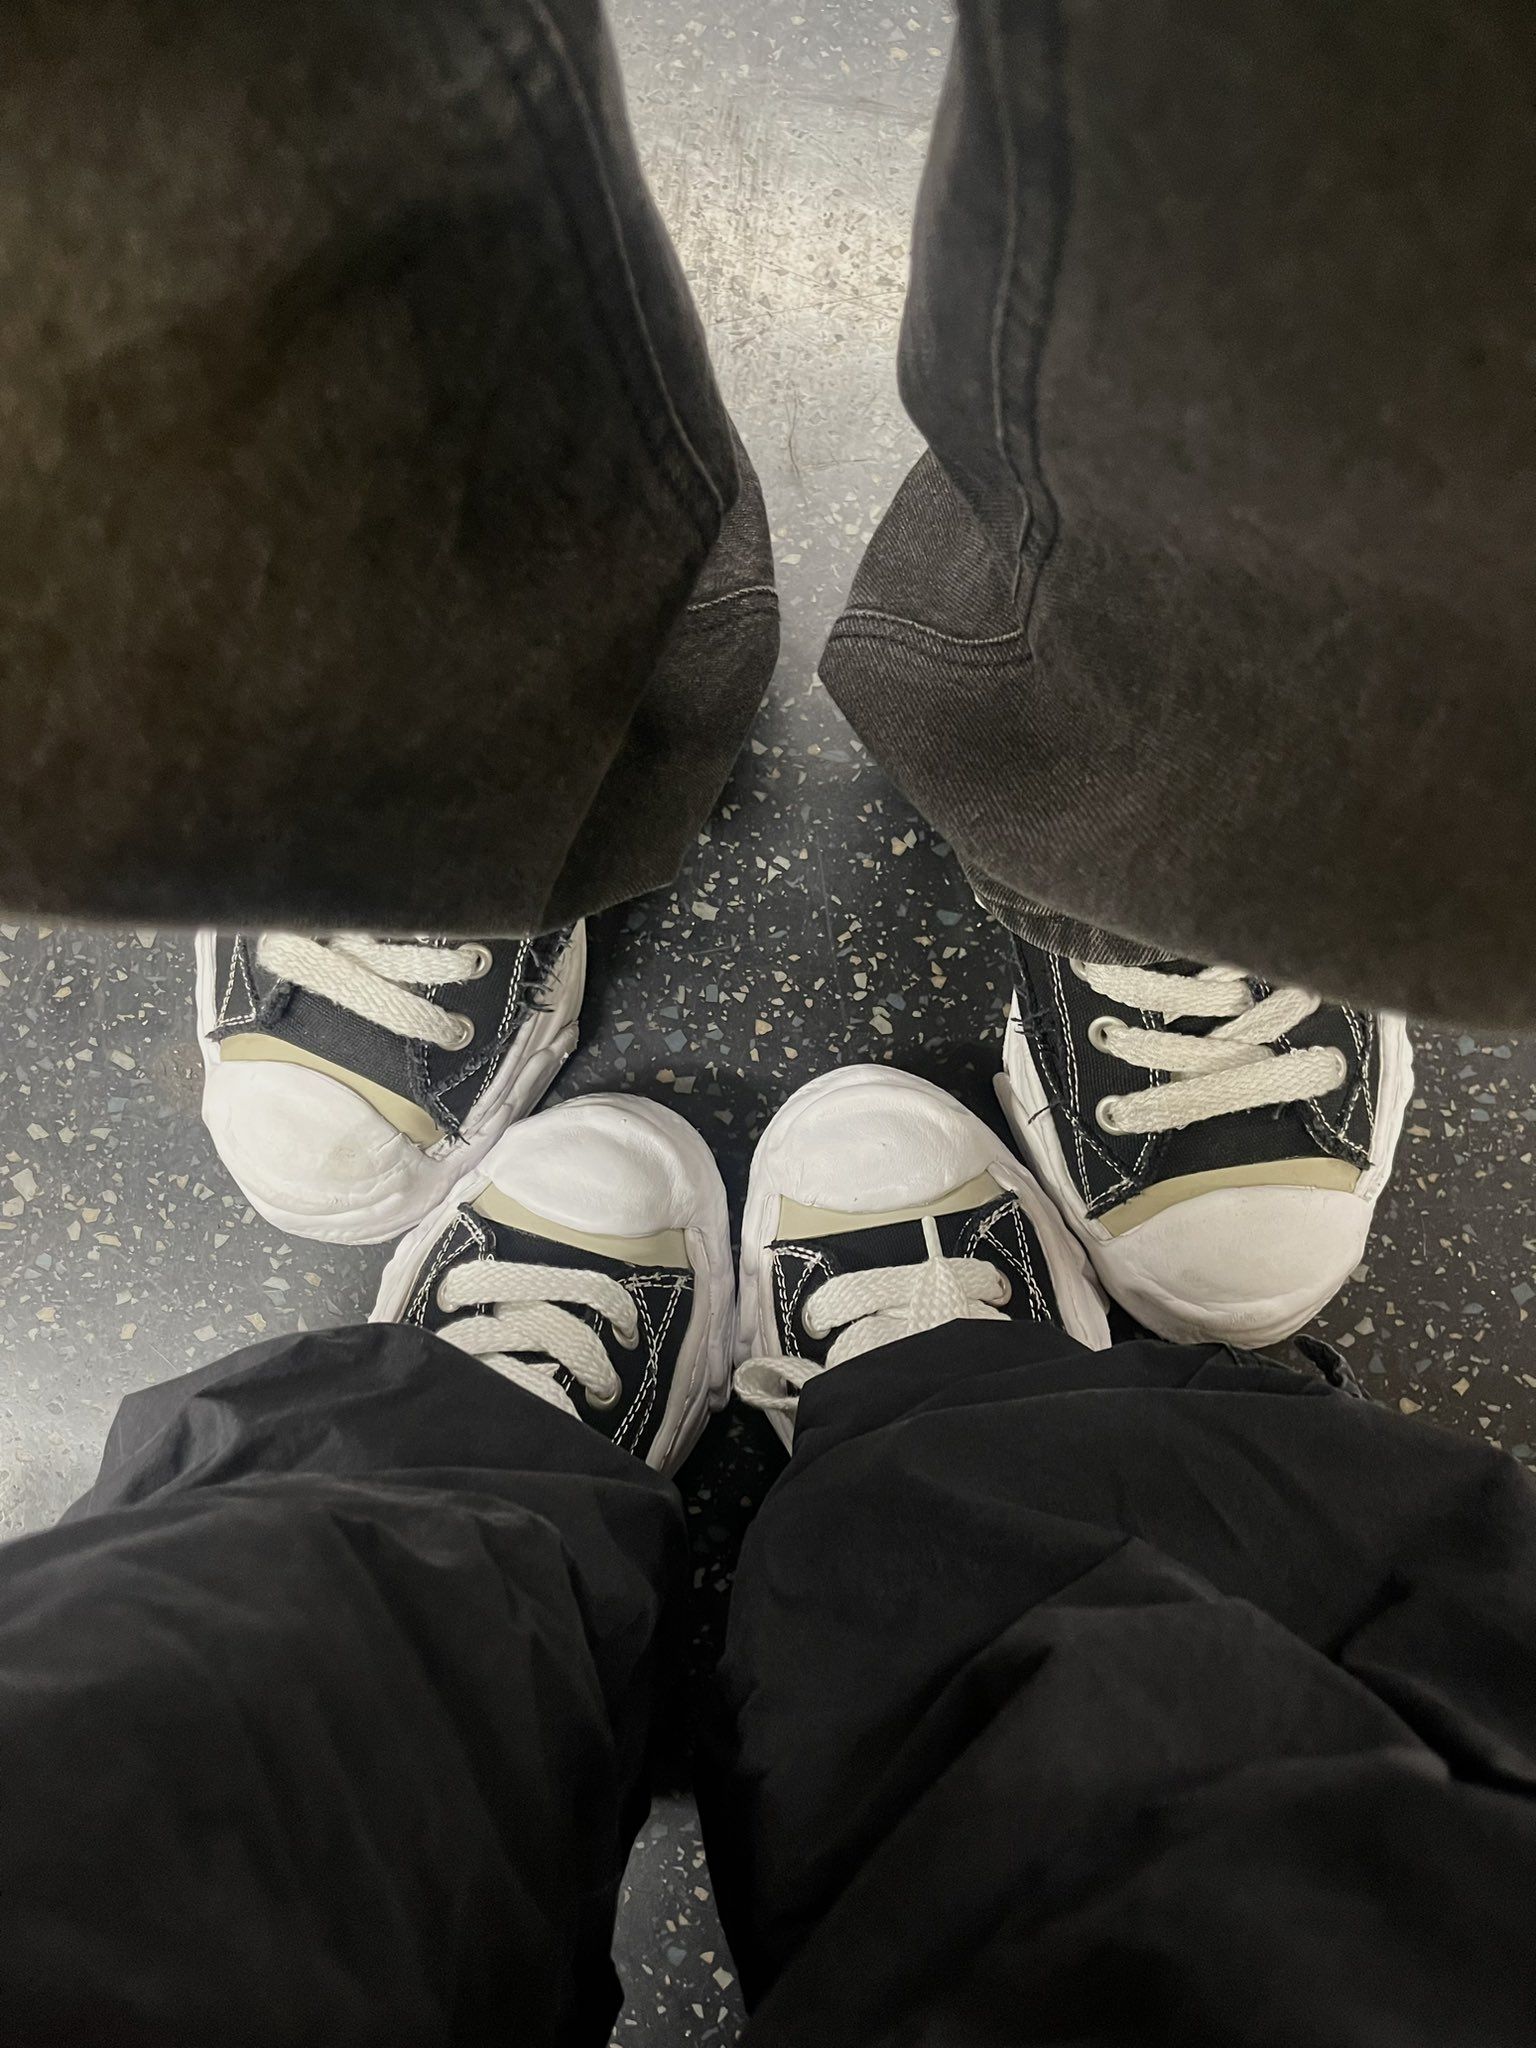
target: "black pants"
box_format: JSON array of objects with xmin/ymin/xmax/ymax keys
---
[
  {"xmin": 7, "ymin": 1321, "xmax": 1535, "ymax": 2044},
  {"xmin": 2, "ymin": 1, "xmax": 1532, "ymax": 1023}
]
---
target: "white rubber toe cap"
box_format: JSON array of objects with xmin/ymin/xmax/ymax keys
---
[
  {"xmin": 758, "ymin": 1066, "xmax": 997, "ymax": 1215},
  {"xmin": 202, "ymin": 1060, "xmax": 425, "ymax": 1242},
  {"xmin": 481, "ymin": 1095, "xmax": 710, "ymax": 1235},
  {"xmin": 1096, "ymin": 1183, "xmax": 1374, "ymax": 1348}
]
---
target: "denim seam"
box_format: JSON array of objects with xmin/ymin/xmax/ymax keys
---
[
  {"xmin": 985, "ymin": 0, "xmax": 1071, "ymax": 631},
  {"xmin": 820, "ymin": 624, "xmax": 1029, "ymax": 676},
  {"xmin": 476, "ymin": 0, "xmax": 726, "ymax": 540},
  {"xmin": 981, "ymin": 3, "xmax": 1032, "ymax": 607},
  {"xmin": 525, "ymin": 0, "xmax": 725, "ymax": 527},
  {"xmin": 831, "ymin": 607, "xmax": 1025, "ymax": 649},
  {"xmin": 686, "ymin": 582, "xmax": 779, "ymax": 615}
]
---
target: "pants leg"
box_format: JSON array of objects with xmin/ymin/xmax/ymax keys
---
[
  {"xmin": 703, "ymin": 1325, "xmax": 1536, "ymax": 2045},
  {"xmin": 0, "ymin": 1325, "xmax": 685, "ymax": 2046},
  {"xmin": 820, "ymin": 0, "xmax": 1536, "ymax": 1024},
  {"xmin": 0, "ymin": 0, "xmax": 777, "ymax": 933}
]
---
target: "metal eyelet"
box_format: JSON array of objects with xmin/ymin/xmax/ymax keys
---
[
  {"xmin": 989, "ymin": 1270, "xmax": 1013, "ymax": 1307},
  {"xmin": 461, "ymin": 943, "xmax": 493, "ymax": 980},
  {"xmin": 440, "ymin": 1012, "xmax": 475, "ymax": 1052},
  {"xmin": 1095, "ymin": 1094, "xmax": 1125, "ymax": 1134},
  {"xmin": 585, "ymin": 1377, "xmax": 622, "ymax": 1411},
  {"xmin": 1087, "ymin": 1015, "xmax": 1119, "ymax": 1054},
  {"xmin": 1326, "ymin": 1049, "xmax": 1350, "ymax": 1092},
  {"xmin": 615, "ymin": 1318, "xmax": 641, "ymax": 1352}
]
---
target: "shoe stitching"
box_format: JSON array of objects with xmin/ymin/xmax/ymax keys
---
[
  {"xmin": 473, "ymin": 938, "xmax": 537, "ymax": 1116},
  {"xmin": 216, "ymin": 938, "xmax": 264, "ymax": 1030},
  {"xmin": 785, "ymin": 1246, "xmax": 837, "ymax": 1332},
  {"xmin": 773, "ymin": 1249, "xmax": 815, "ymax": 1355},
  {"xmin": 1349, "ymin": 1010, "xmax": 1376, "ymax": 1142},
  {"xmin": 407, "ymin": 1211, "xmax": 491, "ymax": 1326},
  {"xmin": 613, "ymin": 1279, "xmax": 660, "ymax": 1449},
  {"xmin": 971, "ymin": 1206, "xmax": 1052, "ymax": 1321},
  {"xmin": 1297, "ymin": 1012, "xmax": 1370, "ymax": 1165},
  {"xmin": 958, "ymin": 1203, "xmax": 1051, "ymax": 1321},
  {"xmin": 772, "ymin": 1244, "xmax": 838, "ymax": 1351},
  {"xmin": 413, "ymin": 938, "xmax": 461, "ymax": 1131},
  {"xmin": 1046, "ymin": 955, "xmax": 1140, "ymax": 1208},
  {"xmin": 426, "ymin": 938, "xmax": 545, "ymax": 1132},
  {"xmin": 1330, "ymin": 1009, "xmax": 1370, "ymax": 1151},
  {"xmin": 615, "ymin": 1274, "xmax": 685, "ymax": 1451},
  {"xmin": 1051, "ymin": 955, "xmax": 1091, "ymax": 1194},
  {"xmin": 1271, "ymin": 1007, "xmax": 1372, "ymax": 1170}
]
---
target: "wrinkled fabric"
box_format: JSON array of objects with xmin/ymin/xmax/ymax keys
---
[
  {"xmin": 3, "ymin": 1, "xmax": 1533, "ymax": 1021},
  {"xmin": 822, "ymin": 0, "xmax": 1536, "ymax": 1022},
  {"xmin": 0, "ymin": 0, "xmax": 776, "ymax": 934},
  {"xmin": 707, "ymin": 1325, "xmax": 1536, "ymax": 2045},
  {"xmin": 1, "ymin": 1318, "xmax": 1534, "ymax": 2042}
]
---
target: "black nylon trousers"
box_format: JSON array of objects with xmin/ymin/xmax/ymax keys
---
[
  {"xmin": 5, "ymin": 1318, "xmax": 1535, "ymax": 2044},
  {"xmin": 1, "ymin": 0, "xmax": 1532, "ymax": 1022}
]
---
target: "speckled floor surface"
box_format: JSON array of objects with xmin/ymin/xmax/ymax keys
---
[{"xmin": 0, "ymin": 6, "xmax": 1533, "ymax": 2044}]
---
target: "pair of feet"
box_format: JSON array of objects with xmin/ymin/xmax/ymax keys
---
[{"xmin": 196, "ymin": 923, "xmax": 1412, "ymax": 1472}]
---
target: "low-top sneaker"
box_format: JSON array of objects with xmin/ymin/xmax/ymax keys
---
[
  {"xmin": 735, "ymin": 1064, "xmax": 1110, "ymax": 1450},
  {"xmin": 996, "ymin": 942, "xmax": 1413, "ymax": 1348},
  {"xmin": 196, "ymin": 924, "xmax": 585, "ymax": 1243},
  {"xmin": 372, "ymin": 1093, "xmax": 734, "ymax": 1475}
]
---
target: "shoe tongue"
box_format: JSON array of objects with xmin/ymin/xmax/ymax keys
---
[
  {"xmin": 468, "ymin": 1209, "xmax": 635, "ymax": 1284},
  {"xmin": 779, "ymin": 1199, "xmax": 1005, "ymax": 1280},
  {"xmin": 768, "ymin": 1201, "xmax": 1001, "ymax": 1369}
]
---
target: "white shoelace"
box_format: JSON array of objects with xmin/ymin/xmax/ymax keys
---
[
  {"xmin": 433, "ymin": 1258, "xmax": 638, "ymax": 1416},
  {"xmin": 1073, "ymin": 961, "xmax": 1349, "ymax": 1136},
  {"xmin": 257, "ymin": 933, "xmax": 490, "ymax": 1050},
  {"xmin": 736, "ymin": 1216, "xmax": 1010, "ymax": 1426}
]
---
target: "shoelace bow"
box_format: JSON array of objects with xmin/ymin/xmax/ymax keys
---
[
  {"xmin": 736, "ymin": 1216, "xmax": 1009, "ymax": 1424},
  {"xmin": 256, "ymin": 933, "xmax": 490, "ymax": 1050},
  {"xmin": 433, "ymin": 1259, "xmax": 638, "ymax": 1416},
  {"xmin": 1072, "ymin": 960, "xmax": 1349, "ymax": 1136}
]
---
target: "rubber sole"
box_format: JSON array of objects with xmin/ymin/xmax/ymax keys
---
[
  {"xmin": 996, "ymin": 1004, "xmax": 1417, "ymax": 1347},
  {"xmin": 195, "ymin": 924, "xmax": 586, "ymax": 1245},
  {"xmin": 372, "ymin": 1092, "xmax": 735, "ymax": 1476},
  {"xmin": 737, "ymin": 1063, "xmax": 1112, "ymax": 1449}
]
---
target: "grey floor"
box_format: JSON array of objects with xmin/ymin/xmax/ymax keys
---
[{"xmin": 1, "ymin": 5, "xmax": 1534, "ymax": 2044}]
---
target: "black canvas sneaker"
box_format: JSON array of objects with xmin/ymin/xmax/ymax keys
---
[
  {"xmin": 734, "ymin": 1065, "xmax": 1110, "ymax": 1450},
  {"xmin": 196, "ymin": 925, "xmax": 585, "ymax": 1244},
  {"xmin": 996, "ymin": 941, "xmax": 1413, "ymax": 1348},
  {"xmin": 372, "ymin": 1093, "xmax": 734, "ymax": 1475}
]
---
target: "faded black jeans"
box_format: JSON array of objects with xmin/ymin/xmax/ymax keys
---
[{"xmin": 1, "ymin": 0, "xmax": 1532, "ymax": 1021}]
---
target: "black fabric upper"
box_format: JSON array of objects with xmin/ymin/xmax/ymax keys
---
[
  {"xmin": 209, "ymin": 929, "xmax": 575, "ymax": 1139},
  {"xmin": 768, "ymin": 1189, "xmax": 1063, "ymax": 1365},
  {"xmin": 1011, "ymin": 938, "xmax": 1382, "ymax": 1220},
  {"xmin": 401, "ymin": 1203, "xmax": 692, "ymax": 1462}
]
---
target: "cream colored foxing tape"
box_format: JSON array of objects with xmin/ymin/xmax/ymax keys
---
[
  {"xmin": 1099, "ymin": 1157, "xmax": 1361, "ymax": 1236},
  {"xmin": 217, "ymin": 1034, "xmax": 442, "ymax": 1148}
]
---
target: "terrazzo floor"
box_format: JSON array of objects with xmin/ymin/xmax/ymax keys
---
[{"xmin": 0, "ymin": 4, "xmax": 1532, "ymax": 2043}]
